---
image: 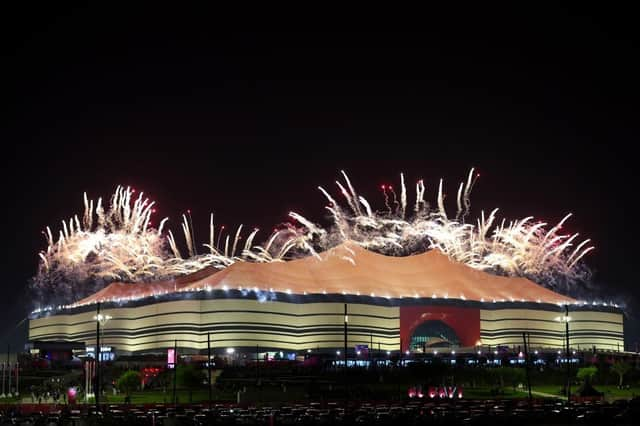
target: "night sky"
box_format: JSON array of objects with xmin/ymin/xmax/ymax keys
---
[{"xmin": 3, "ymin": 9, "xmax": 639, "ymax": 350}]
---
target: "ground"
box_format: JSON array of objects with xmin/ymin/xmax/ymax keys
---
[
  {"xmin": 8, "ymin": 384, "xmax": 637, "ymax": 405},
  {"xmin": 529, "ymin": 385, "xmax": 639, "ymax": 400}
]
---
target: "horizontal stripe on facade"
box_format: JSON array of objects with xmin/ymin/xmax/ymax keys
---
[
  {"xmin": 479, "ymin": 339, "xmax": 623, "ymax": 346},
  {"xmin": 480, "ymin": 327, "xmax": 623, "ymax": 336},
  {"xmin": 29, "ymin": 311, "xmax": 399, "ymax": 331},
  {"xmin": 33, "ymin": 322, "xmax": 399, "ymax": 335},
  {"xmin": 478, "ymin": 344, "xmax": 623, "ymax": 351},
  {"xmin": 34, "ymin": 316, "xmax": 622, "ymax": 333},
  {"xmin": 480, "ymin": 331, "xmax": 623, "ymax": 340},
  {"xmin": 31, "ymin": 324, "xmax": 402, "ymax": 340},
  {"xmin": 481, "ymin": 327, "xmax": 623, "ymax": 336},
  {"xmin": 30, "ymin": 332, "xmax": 400, "ymax": 348},
  {"xmin": 30, "ymin": 291, "xmax": 623, "ymax": 320},
  {"xmin": 481, "ymin": 336, "xmax": 624, "ymax": 342},
  {"xmin": 479, "ymin": 335, "xmax": 624, "ymax": 343},
  {"xmin": 480, "ymin": 318, "xmax": 623, "ymax": 326}
]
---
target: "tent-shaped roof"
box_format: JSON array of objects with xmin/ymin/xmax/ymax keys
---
[
  {"xmin": 73, "ymin": 265, "xmax": 217, "ymax": 305},
  {"xmin": 75, "ymin": 242, "xmax": 574, "ymax": 306}
]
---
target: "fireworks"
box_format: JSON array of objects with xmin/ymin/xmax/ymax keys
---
[
  {"xmin": 33, "ymin": 186, "xmax": 168, "ymax": 301},
  {"xmin": 33, "ymin": 169, "xmax": 594, "ymax": 304},
  {"xmin": 33, "ymin": 186, "xmax": 309, "ymax": 303},
  {"xmin": 289, "ymin": 168, "xmax": 593, "ymax": 290}
]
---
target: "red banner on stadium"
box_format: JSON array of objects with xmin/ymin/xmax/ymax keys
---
[{"xmin": 400, "ymin": 305, "xmax": 480, "ymax": 351}]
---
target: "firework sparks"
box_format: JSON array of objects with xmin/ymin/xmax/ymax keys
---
[
  {"xmin": 33, "ymin": 186, "xmax": 299, "ymax": 303},
  {"xmin": 33, "ymin": 170, "xmax": 594, "ymax": 305},
  {"xmin": 287, "ymin": 169, "xmax": 593, "ymax": 291}
]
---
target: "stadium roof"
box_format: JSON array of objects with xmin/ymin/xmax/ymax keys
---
[{"xmin": 76, "ymin": 242, "xmax": 575, "ymax": 306}]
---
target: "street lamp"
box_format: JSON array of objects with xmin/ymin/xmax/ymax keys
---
[
  {"xmin": 555, "ymin": 306, "xmax": 572, "ymax": 400},
  {"xmin": 92, "ymin": 303, "xmax": 112, "ymax": 415},
  {"xmin": 343, "ymin": 304, "xmax": 348, "ymax": 370}
]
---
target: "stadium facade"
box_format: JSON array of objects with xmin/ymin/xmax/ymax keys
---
[{"xmin": 29, "ymin": 244, "xmax": 624, "ymax": 355}]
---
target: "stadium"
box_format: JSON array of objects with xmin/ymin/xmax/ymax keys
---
[{"xmin": 28, "ymin": 242, "xmax": 624, "ymax": 357}]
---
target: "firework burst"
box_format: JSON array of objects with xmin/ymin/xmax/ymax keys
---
[
  {"xmin": 32, "ymin": 186, "xmax": 304, "ymax": 303},
  {"xmin": 33, "ymin": 169, "xmax": 593, "ymax": 304},
  {"xmin": 288, "ymin": 168, "xmax": 593, "ymax": 291},
  {"xmin": 36, "ymin": 187, "xmax": 167, "ymax": 280}
]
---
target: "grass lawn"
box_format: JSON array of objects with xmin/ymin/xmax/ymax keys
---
[
  {"xmin": 598, "ymin": 386, "xmax": 640, "ymax": 399},
  {"xmin": 97, "ymin": 389, "xmax": 236, "ymax": 404},
  {"xmin": 102, "ymin": 388, "xmax": 309, "ymax": 404},
  {"xmin": 530, "ymin": 385, "xmax": 639, "ymax": 400},
  {"xmin": 462, "ymin": 387, "xmax": 523, "ymax": 399},
  {"xmin": 80, "ymin": 387, "xmax": 310, "ymax": 404},
  {"xmin": 7, "ymin": 383, "xmax": 638, "ymax": 405},
  {"xmin": 530, "ymin": 385, "xmax": 565, "ymax": 396},
  {"xmin": 71, "ymin": 387, "xmax": 546, "ymax": 404}
]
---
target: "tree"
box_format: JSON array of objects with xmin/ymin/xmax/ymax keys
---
[
  {"xmin": 116, "ymin": 370, "xmax": 140, "ymax": 400},
  {"xmin": 177, "ymin": 364, "xmax": 206, "ymax": 402},
  {"xmin": 576, "ymin": 366, "xmax": 603, "ymax": 397},
  {"xmin": 577, "ymin": 366, "xmax": 598, "ymax": 385},
  {"xmin": 611, "ymin": 362, "xmax": 631, "ymax": 387}
]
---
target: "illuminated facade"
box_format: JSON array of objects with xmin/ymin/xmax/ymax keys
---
[{"xmin": 29, "ymin": 244, "xmax": 624, "ymax": 354}]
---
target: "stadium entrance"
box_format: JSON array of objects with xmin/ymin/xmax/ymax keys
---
[{"xmin": 409, "ymin": 320, "xmax": 461, "ymax": 351}]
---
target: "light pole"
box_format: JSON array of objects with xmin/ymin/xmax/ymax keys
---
[
  {"xmin": 207, "ymin": 333, "xmax": 212, "ymax": 410},
  {"xmin": 564, "ymin": 305, "xmax": 571, "ymax": 402},
  {"xmin": 172, "ymin": 339, "xmax": 178, "ymax": 406},
  {"xmin": 343, "ymin": 304, "xmax": 348, "ymax": 370},
  {"xmin": 6, "ymin": 345, "xmax": 11, "ymax": 398},
  {"xmin": 15, "ymin": 360, "xmax": 18, "ymax": 397},
  {"xmin": 344, "ymin": 303, "xmax": 348, "ymax": 412},
  {"xmin": 370, "ymin": 333, "xmax": 373, "ymax": 365},
  {"xmin": 522, "ymin": 332, "xmax": 532, "ymax": 403},
  {"xmin": 555, "ymin": 306, "xmax": 571, "ymax": 401},
  {"xmin": 94, "ymin": 303, "xmax": 100, "ymax": 414},
  {"xmin": 93, "ymin": 303, "xmax": 112, "ymax": 414},
  {"xmin": 256, "ymin": 344, "xmax": 260, "ymax": 385}
]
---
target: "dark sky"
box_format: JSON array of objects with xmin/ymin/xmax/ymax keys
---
[{"xmin": 2, "ymin": 9, "xmax": 639, "ymax": 350}]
